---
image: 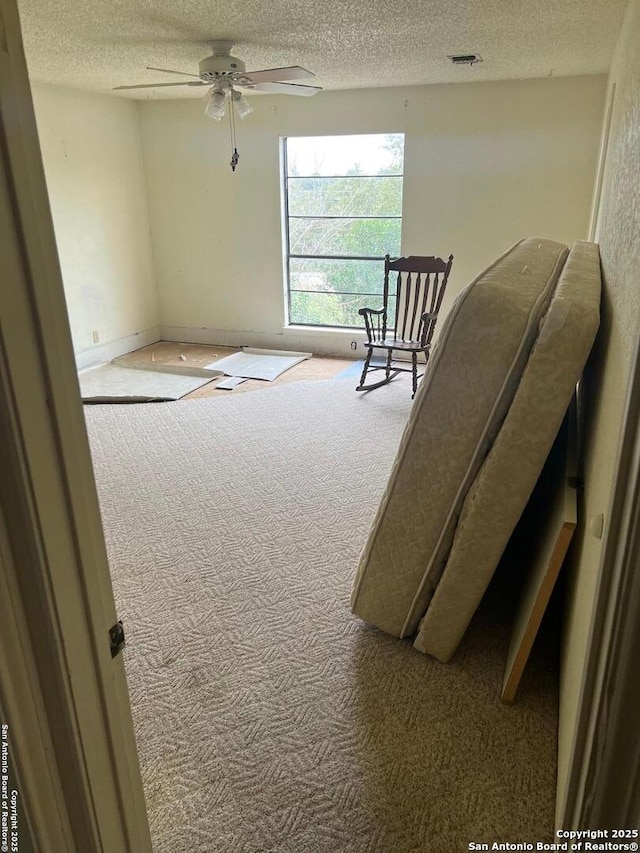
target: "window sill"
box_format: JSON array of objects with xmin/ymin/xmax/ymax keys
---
[{"xmin": 283, "ymin": 325, "xmax": 366, "ymax": 335}]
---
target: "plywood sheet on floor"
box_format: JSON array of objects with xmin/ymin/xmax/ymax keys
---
[
  {"xmin": 204, "ymin": 349, "xmax": 310, "ymax": 381},
  {"xmin": 78, "ymin": 363, "xmax": 216, "ymax": 402}
]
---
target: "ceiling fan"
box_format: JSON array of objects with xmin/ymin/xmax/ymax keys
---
[{"xmin": 114, "ymin": 41, "xmax": 321, "ymax": 171}]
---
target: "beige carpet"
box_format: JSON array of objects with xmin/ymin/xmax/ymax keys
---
[{"xmin": 85, "ymin": 380, "xmax": 558, "ymax": 852}]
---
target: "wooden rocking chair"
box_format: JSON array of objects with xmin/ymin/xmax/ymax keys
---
[{"xmin": 356, "ymin": 253, "xmax": 454, "ymax": 398}]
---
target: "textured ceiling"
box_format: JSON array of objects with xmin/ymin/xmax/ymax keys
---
[{"xmin": 18, "ymin": 0, "xmax": 628, "ymax": 98}]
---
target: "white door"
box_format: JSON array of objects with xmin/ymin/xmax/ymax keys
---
[{"xmin": 0, "ymin": 0, "xmax": 152, "ymax": 849}]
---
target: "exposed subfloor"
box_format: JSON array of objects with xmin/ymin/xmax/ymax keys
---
[{"xmin": 116, "ymin": 342, "xmax": 358, "ymax": 399}]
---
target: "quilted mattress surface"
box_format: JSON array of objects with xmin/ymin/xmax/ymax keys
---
[
  {"xmin": 352, "ymin": 238, "xmax": 601, "ymax": 660},
  {"xmin": 413, "ymin": 240, "xmax": 601, "ymax": 660},
  {"xmin": 351, "ymin": 238, "xmax": 569, "ymax": 637}
]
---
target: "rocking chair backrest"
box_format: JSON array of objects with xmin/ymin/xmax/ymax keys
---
[{"xmin": 383, "ymin": 254, "xmax": 454, "ymax": 344}]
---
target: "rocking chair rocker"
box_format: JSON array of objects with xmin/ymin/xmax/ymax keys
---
[{"xmin": 356, "ymin": 253, "xmax": 454, "ymax": 398}]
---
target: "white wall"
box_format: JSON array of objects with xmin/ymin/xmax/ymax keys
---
[
  {"xmin": 139, "ymin": 75, "xmax": 606, "ymax": 355},
  {"xmin": 557, "ymin": 0, "xmax": 640, "ymax": 824},
  {"xmin": 32, "ymin": 85, "xmax": 159, "ymax": 367}
]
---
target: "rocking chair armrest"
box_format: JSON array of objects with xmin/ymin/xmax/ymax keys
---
[
  {"xmin": 358, "ymin": 306, "xmax": 386, "ymax": 344},
  {"xmin": 420, "ymin": 310, "xmax": 439, "ymax": 346}
]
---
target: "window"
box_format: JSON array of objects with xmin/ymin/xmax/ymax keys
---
[{"xmin": 283, "ymin": 133, "xmax": 405, "ymax": 328}]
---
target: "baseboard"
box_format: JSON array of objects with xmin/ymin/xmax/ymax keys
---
[
  {"xmin": 160, "ymin": 325, "xmax": 368, "ymax": 358},
  {"xmin": 157, "ymin": 326, "xmax": 423, "ymax": 361},
  {"xmin": 74, "ymin": 327, "xmax": 161, "ymax": 370}
]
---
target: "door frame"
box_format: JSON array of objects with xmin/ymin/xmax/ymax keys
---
[
  {"xmin": 561, "ymin": 336, "xmax": 640, "ymax": 829},
  {"xmin": 0, "ymin": 1, "xmax": 151, "ymax": 849}
]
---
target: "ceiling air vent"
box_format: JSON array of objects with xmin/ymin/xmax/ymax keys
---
[{"xmin": 448, "ymin": 53, "xmax": 483, "ymax": 66}]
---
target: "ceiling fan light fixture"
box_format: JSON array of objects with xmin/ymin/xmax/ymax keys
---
[
  {"xmin": 205, "ymin": 88, "xmax": 226, "ymax": 120},
  {"xmin": 232, "ymin": 90, "xmax": 254, "ymax": 119}
]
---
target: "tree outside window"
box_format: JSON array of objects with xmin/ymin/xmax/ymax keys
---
[{"xmin": 283, "ymin": 134, "xmax": 405, "ymax": 328}]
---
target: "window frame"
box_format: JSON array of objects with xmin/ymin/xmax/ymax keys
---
[{"xmin": 281, "ymin": 135, "xmax": 404, "ymax": 330}]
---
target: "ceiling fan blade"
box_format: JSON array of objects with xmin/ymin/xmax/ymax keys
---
[
  {"xmin": 248, "ymin": 81, "xmax": 321, "ymax": 96},
  {"xmin": 243, "ymin": 66, "xmax": 315, "ymax": 84},
  {"xmin": 113, "ymin": 81, "xmax": 207, "ymax": 90},
  {"xmin": 146, "ymin": 66, "xmax": 202, "ymax": 79}
]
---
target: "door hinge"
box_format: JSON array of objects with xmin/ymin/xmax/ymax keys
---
[{"xmin": 108, "ymin": 620, "xmax": 125, "ymax": 658}]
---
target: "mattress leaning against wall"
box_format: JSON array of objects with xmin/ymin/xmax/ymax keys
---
[
  {"xmin": 414, "ymin": 241, "xmax": 601, "ymax": 661},
  {"xmin": 351, "ymin": 238, "xmax": 601, "ymax": 662},
  {"xmin": 350, "ymin": 238, "xmax": 569, "ymax": 637}
]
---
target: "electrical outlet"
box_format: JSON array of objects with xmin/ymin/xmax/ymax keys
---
[
  {"xmin": 350, "ymin": 341, "xmax": 358, "ymax": 351},
  {"xmin": 92, "ymin": 330, "xmax": 100, "ymax": 344}
]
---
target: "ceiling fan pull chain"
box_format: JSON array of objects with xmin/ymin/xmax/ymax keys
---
[{"xmin": 228, "ymin": 91, "xmax": 239, "ymax": 172}]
